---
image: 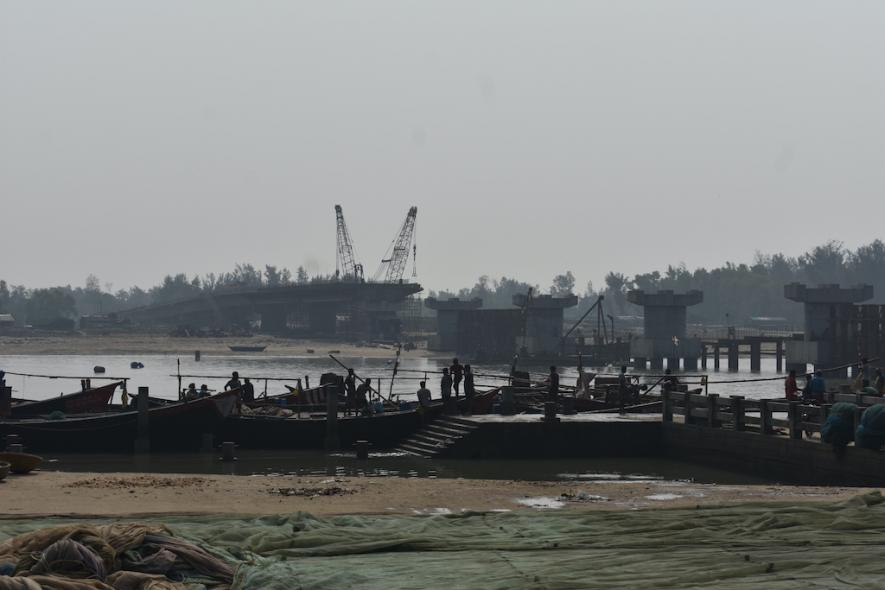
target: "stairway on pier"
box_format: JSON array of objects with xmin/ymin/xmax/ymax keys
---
[{"xmin": 398, "ymin": 416, "xmax": 479, "ymax": 458}]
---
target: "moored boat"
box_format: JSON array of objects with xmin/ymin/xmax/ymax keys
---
[
  {"xmin": 0, "ymin": 389, "xmax": 240, "ymax": 452},
  {"xmin": 229, "ymin": 345, "xmax": 267, "ymax": 352},
  {"xmin": 9, "ymin": 381, "xmax": 121, "ymax": 418}
]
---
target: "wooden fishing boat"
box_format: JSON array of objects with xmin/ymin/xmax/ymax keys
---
[
  {"xmin": 0, "ymin": 389, "xmax": 240, "ymax": 452},
  {"xmin": 229, "ymin": 345, "xmax": 267, "ymax": 352},
  {"xmin": 226, "ymin": 387, "xmax": 500, "ymax": 450},
  {"xmin": 9, "ymin": 381, "xmax": 121, "ymax": 418},
  {"xmin": 0, "ymin": 452, "xmax": 42, "ymax": 474}
]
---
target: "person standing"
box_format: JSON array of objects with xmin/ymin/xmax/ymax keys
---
[
  {"xmin": 242, "ymin": 378, "xmax": 255, "ymax": 403},
  {"xmin": 547, "ymin": 366, "xmax": 559, "ymax": 403},
  {"xmin": 463, "ymin": 365, "xmax": 476, "ymax": 415},
  {"xmin": 784, "ymin": 369, "xmax": 799, "ymax": 401},
  {"xmin": 808, "ymin": 370, "xmax": 826, "ymax": 403},
  {"xmin": 344, "ymin": 369, "xmax": 357, "ymax": 415},
  {"xmin": 417, "ymin": 380, "xmax": 432, "ymax": 408},
  {"xmin": 451, "ymin": 358, "xmax": 464, "ymax": 398},
  {"xmin": 617, "ymin": 366, "xmax": 629, "ymax": 413},
  {"xmin": 355, "ymin": 378, "xmax": 371, "ymax": 416},
  {"xmin": 224, "ymin": 371, "xmax": 242, "ymax": 391},
  {"xmin": 875, "ymin": 369, "xmax": 885, "ymax": 396},
  {"xmin": 440, "ymin": 368, "xmax": 453, "ymax": 413}
]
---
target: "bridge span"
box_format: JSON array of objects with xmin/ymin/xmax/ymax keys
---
[{"xmin": 117, "ymin": 281, "xmax": 422, "ymax": 340}]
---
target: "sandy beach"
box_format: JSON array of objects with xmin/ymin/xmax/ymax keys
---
[
  {"xmin": 0, "ymin": 471, "xmax": 873, "ymax": 519},
  {"xmin": 0, "ymin": 333, "xmax": 440, "ymax": 359}
]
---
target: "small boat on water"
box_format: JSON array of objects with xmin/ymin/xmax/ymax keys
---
[
  {"xmin": 0, "ymin": 389, "xmax": 241, "ymax": 452},
  {"xmin": 9, "ymin": 381, "xmax": 121, "ymax": 418},
  {"xmin": 229, "ymin": 345, "xmax": 267, "ymax": 352}
]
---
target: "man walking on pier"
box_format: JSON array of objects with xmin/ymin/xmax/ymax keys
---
[
  {"xmin": 441, "ymin": 368, "xmax": 453, "ymax": 413},
  {"xmin": 464, "ymin": 365, "xmax": 476, "ymax": 415},
  {"xmin": 345, "ymin": 369, "xmax": 357, "ymax": 415},
  {"xmin": 451, "ymin": 358, "xmax": 464, "ymax": 398}
]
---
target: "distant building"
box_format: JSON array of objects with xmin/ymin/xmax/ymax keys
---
[{"xmin": 0, "ymin": 314, "xmax": 16, "ymax": 333}]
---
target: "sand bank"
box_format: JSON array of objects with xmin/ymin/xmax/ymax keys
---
[{"xmin": 0, "ymin": 471, "xmax": 873, "ymax": 518}]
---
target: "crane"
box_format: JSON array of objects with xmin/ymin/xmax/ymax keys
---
[
  {"xmin": 334, "ymin": 205, "xmax": 363, "ymax": 281},
  {"xmin": 374, "ymin": 206, "xmax": 417, "ymax": 283}
]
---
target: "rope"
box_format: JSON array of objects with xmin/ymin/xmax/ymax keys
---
[{"xmin": 1, "ymin": 371, "xmax": 129, "ymax": 381}]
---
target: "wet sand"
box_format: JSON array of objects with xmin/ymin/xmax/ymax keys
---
[
  {"xmin": 0, "ymin": 333, "xmax": 438, "ymax": 359},
  {"xmin": 0, "ymin": 471, "xmax": 873, "ymax": 518}
]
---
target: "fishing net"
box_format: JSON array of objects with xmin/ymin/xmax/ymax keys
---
[
  {"xmin": 3, "ymin": 493, "xmax": 885, "ymax": 588},
  {"xmin": 856, "ymin": 404, "xmax": 885, "ymax": 450},
  {"xmin": 820, "ymin": 402, "xmax": 857, "ymax": 448}
]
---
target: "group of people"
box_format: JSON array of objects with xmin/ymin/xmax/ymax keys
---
[
  {"xmin": 343, "ymin": 369, "xmax": 373, "ymax": 416},
  {"xmin": 182, "ymin": 371, "xmax": 256, "ymax": 403},
  {"xmin": 416, "ymin": 358, "xmax": 476, "ymax": 413},
  {"xmin": 784, "ymin": 366, "xmax": 885, "ymax": 402}
]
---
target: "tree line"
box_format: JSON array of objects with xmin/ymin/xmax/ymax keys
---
[
  {"xmin": 2, "ymin": 240, "xmax": 884, "ymax": 328},
  {"xmin": 428, "ymin": 240, "xmax": 885, "ymax": 327}
]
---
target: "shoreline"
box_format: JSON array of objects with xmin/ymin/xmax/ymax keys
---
[
  {"xmin": 0, "ymin": 471, "xmax": 873, "ymax": 518},
  {"xmin": 0, "ymin": 333, "xmax": 446, "ymax": 359}
]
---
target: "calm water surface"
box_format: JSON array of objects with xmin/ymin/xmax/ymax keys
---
[{"xmin": 0, "ymin": 354, "xmax": 791, "ymax": 402}]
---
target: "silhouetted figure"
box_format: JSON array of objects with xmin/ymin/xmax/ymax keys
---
[
  {"xmin": 199, "ymin": 384, "xmax": 210, "ymax": 398},
  {"xmin": 345, "ymin": 369, "xmax": 357, "ymax": 415},
  {"xmin": 807, "ymin": 370, "xmax": 826, "ymax": 403},
  {"xmin": 417, "ymin": 380, "xmax": 432, "ymax": 408},
  {"xmin": 785, "ymin": 370, "xmax": 799, "ymax": 401},
  {"xmin": 242, "ymin": 378, "xmax": 255, "ymax": 403},
  {"xmin": 875, "ymin": 369, "xmax": 885, "ymax": 396},
  {"xmin": 451, "ymin": 358, "xmax": 464, "ymax": 397},
  {"xmin": 618, "ymin": 366, "xmax": 629, "ymax": 413},
  {"xmin": 441, "ymin": 368, "xmax": 453, "ymax": 402},
  {"xmin": 185, "ymin": 383, "xmax": 198, "ymax": 400},
  {"xmin": 463, "ymin": 365, "xmax": 476, "ymax": 415},
  {"xmin": 224, "ymin": 371, "xmax": 242, "ymax": 391},
  {"xmin": 355, "ymin": 378, "xmax": 371, "ymax": 416},
  {"xmin": 547, "ymin": 366, "xmax": 559, "ymax": 403}
]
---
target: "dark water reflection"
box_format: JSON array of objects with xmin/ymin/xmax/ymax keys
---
[{"xmin": 41, "ymin": 450, "xmax": 768, "ymax": 485}]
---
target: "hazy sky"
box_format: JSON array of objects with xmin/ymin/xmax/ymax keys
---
[{"xmin": 2, "ymin": 2, "xmax": 883, "ymax": 294}]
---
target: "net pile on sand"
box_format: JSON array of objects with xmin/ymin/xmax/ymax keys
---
[{"xmin": 2, "ymin": 493, "xmax": 885, "ymax": 589}]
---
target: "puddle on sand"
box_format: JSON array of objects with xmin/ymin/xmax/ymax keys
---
[
  {"xmin": 515, "ymin": 497, "xmax": 566, "ymax": 510},
  {"xmin": 412, "ymin": 508, "xmax": 454, "ymax": 515},
  {"xmin": 645, "ymin": 493, "xmax": 684, "ymax": 501}
]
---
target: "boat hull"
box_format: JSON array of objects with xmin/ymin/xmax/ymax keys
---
[
  {"xmin": 0, "ymin": 391, "xmax": 239, "ymax": 452},
  {"xmin": 10, "ymin": 382, "xmax": 120, "ymax": 418}
]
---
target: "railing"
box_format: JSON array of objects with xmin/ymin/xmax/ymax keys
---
[{"xmin": 661, "ymin": 390, "xmax": 885, "ymax": 443}]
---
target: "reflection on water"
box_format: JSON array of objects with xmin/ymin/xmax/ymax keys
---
[
  {"xmin": 40, "ymin": 450, "xmax": 769, "ymax": 485},
  {"xmin": 0, "ymin": 353, "xmax": 790, "ymax": 402}
]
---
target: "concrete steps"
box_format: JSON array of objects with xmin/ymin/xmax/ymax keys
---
[{"xmin": 398, "ymin": 416, "xmax": 479, "ymax": 458}]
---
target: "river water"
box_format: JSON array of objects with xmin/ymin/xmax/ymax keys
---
[{"xmin": 0, "ymin": 353, "xmax": 792, "ymax": 402}]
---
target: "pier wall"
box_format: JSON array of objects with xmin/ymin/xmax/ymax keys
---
[{"xmin": 661, "ymin": 422, "xmax": 885, "ymax": 487}]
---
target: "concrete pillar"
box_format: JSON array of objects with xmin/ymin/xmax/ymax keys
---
[
  {"xmin": 135, "ymin": 387, "xmax": 150, "ymax": 454},
  {"xmin": 666, "ymin": 357, "xmax": 680, "ymax": 372},
  {"xmin": 684, "ymin": 356, "xmax": 698, "ymax": 371},
  {"xmin": 775, "ymin": 341, "xmax": 783, "ymax": 373},
  {"xmin": 700, "ymin": 347, "xmax": 708, "ymax": 370},
  {"xmin": 650, "ymin": 357, "xmax": 663, "ymax": 371},
  {"xmin": 356, "ymin": 440, "xmax": 369, "ymax": 460},
  {"xmin": 713, "ymin": 344, "xmax": 720, "ymax": 371},
  {"xmin": 749, "ymin": 341, "xmax": 761, "ymax": 373},
  {"xmin": 727, "ymin": 344, "xmax": 739, "ymax": 372},
  {"xmin": 633, "ymin": 357, "xmax": 647, "ymax": 371}
]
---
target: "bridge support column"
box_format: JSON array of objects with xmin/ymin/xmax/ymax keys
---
[
  {"xmin": 684, "ymin": 356, "xmax": 698, "ymax": 371},
  {"xmin": 649, "ymin": 357, "xmax": 663, "ymax": 371},
  {"xmin": 775, "ymin": 341, "xmax": 784, "ymax": 373},
  {"xmin": 727, "ymin": 344, "xmax": 739, "ymax": 372},
  {"xmin": 749, "ymin": 341, "xmax": 761, "ymax": 373},
  {"xmin": 666, "ymin": 357, "xmax": 679, "ymax": 372},
  {"xmin": 261, "ymin": 305, "xmax": 288, "ymax": 334},
  {"xmin": 633, "ymin": 357, "xmax": 647, "ymax": 371},
  {"xmin": 713, "ymin": 344, "xmax": 720, "ymax": 371},
  {"xmin": 700, "ymin": 346, "xmax": 707, "ymax": 370}
]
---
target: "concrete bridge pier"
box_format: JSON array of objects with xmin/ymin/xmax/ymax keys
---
[
  {"xmin": 727, "ymin": 344, "xmax": 739, "ymax": 372},
  {"xmin": 775, "ymin": 341, "xmax": 784, "ymax": 373},
  {"xmin": 666, "ymin": 357, "xmax": 679, "ymax": 371},
  {"xmin": 713, "ymin": 344, "xmax": 720, "ymax": 371},
  {"xmin": 684, "ymin": 356, "xmax": 698, "ymax": 371},
  {"xmin": 700, "ymin": 346, "xmax": 708, "ymax": 370},
  {"xmin": 633, "ymin": 357, "xmax": 647, "ymax": 371},
  {"xmin": 749, "ymin": 341, "xmax": 762, "ymax": 373},
  {"xmin": 650, "ymin": 357, "xmax": 664, "ymax": 371}
]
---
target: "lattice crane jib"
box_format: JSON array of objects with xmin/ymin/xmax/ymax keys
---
[
  {"xmin": 335, "ymin": 205, "xmax": 363, "ymax": 281},
  {"xmin": 375, "ymin": 206, "xmax": 418, "ymax": 283}
]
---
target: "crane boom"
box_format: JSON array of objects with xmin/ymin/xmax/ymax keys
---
[
  {"xmin": 374, "ymin": 206, "xmax": 417, "ymax": 283},
  {"xmin": 335, "ymin": 205, "xmax": 363, "ymax": 281}
]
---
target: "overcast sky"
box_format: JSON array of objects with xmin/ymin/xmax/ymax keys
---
[{"xmin": 2, "ymin": 2, "xmax": 883, "ymax": 294}]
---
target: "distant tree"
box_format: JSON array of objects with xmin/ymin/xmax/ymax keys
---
[
  {"xmin": 550, "ymin": 271, "xmax": 576, "ymax": 296},
  {"xmin": 0, "ymin": 280, "xmax": 9, "ymax": 313},
  {"xmin": 296, "ymin": 266, "xmax": 309, "ymax": 284},
  {"xmin": 26, "ymin": 288, "xmax": 77, "ymax": 325},
  {"xmin": 279, "ymin": 267, "xmax": 293, "ymax": 285}
]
